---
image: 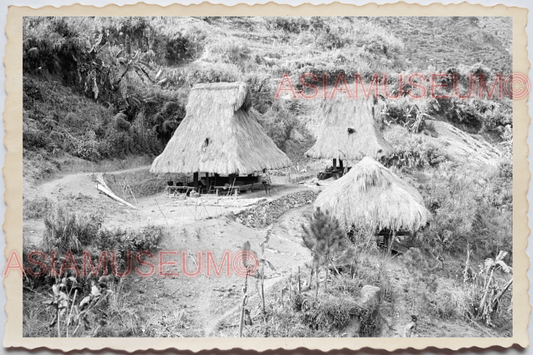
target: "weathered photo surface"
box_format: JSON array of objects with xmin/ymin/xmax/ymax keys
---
[{"xmin": 6, "ymin": 3, "xmax": 528, "ymax": 351}]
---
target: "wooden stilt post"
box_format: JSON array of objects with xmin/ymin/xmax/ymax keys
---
[
  {"xmin": 388, "ymin": 231, "xmax": 395, "ymax": 255},
  {"xmin": 193, "ymin": 171, "xmax": 199, "ymax": 190},
  {"xmin": 239, "ymin": 273, "xmax": 248, "ymax": 338}
]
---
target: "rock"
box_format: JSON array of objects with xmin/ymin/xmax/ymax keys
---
[
  {"xmin": 359, "ymin": 285, "xmax": 380, "ymax": 307},
  {"xmin": 343, "ymin": 317, "xmax": 360, "ymax": 337}
]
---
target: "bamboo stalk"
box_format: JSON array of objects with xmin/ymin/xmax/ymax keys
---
[
  {"xmin": 239, "ymin": 273, "xmax": 248, "ymax": 338},
  {"xmin": 57, "ymin": 307, "xmax": 61, "ymax": 338}
]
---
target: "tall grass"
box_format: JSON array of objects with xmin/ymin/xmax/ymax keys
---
[
  {"xmin": 43, "ymin": 206, "xmax": 104, "ymax": 253},
  {"xmin": 23, "ymin": 197, "xmax": 54, "ymax": 219},
  {"xmin": 24, "ymin": 205, "xmax": 166, "ymax": 338}
]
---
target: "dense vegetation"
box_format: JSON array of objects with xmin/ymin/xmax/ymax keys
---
[{"xmin": 23, "ymin": 16, "xmax": 512, "ymax": 168}]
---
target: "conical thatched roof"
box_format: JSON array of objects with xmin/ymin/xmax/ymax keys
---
[
  {"xmin": 314, "ymin": 157, "xmax": 430, "ymax": 232},
  {"xmin": 150, "ymin": 82, "xmax": 292, "ymax": 175},
  {"xmin": 306, "ymin": 98, "xmax": 393, "ymax": 160}
]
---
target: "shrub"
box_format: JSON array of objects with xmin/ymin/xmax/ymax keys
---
[
  {"xmin": 39, "ymin": 206, "xmax": 163, "ymax": 273},
  {"xmin": 418, "ymin": 165, "xmax": 512, "ymax": 257},
  {"xmin": 303, "ymin": 294, "xmax": 379, "ymax": 335},
  {"xmin": 42, "ymin": 206, "xmax": 104, "ymax": 254},
  {"xmin": 23, "ymin": 129, "xmax": 53, "ymax": 150},
  {"xmin": 121, "ymin": 225, "xmax": 164, "ymax": 252},
  {"xmin": 428, "ymin": 279, "xmax": 478, "ymax": 320},
  {"xmin": 185, "ymin": 62, "xmax": 242, "ymax": 84},
  {"xmin": 382, "ymin": 142, "xmax": 445, "ymax": 170},
  {"xmin": 165, "ymin": 33, "xmax": 193, "ymax": 65},
  {"xmin": 258, "ymin": 100, "xmax": 299, "ymax": 152},
  {"xmin": 23, "ymin": 197, "xmax": 54, "ymax": 219},
  {"xmin": 239, "ymin": 274, "xmax": 382, "ymax": 338},
  {"xmin": 267, "ymin": 17, "xmax": 310, "ymax": 34},
  {"xmin": 72, "ymin": 130, "xmax": 100, "ymax": 161},
  {"xmin": 203, "ymin": 38, "xmax": 251, "ymax": 66}
]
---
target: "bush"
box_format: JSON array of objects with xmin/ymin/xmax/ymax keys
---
[
  {"xmin": 43, "ymin": 206, "xmax": 104, "ymax": 253},
  {"xmin": 165, "ymin": 33, "xmax": 193, "ymax": 65},
  {"xmin": 238, "ymin": 274, "xmax": 382, "ymax": 338},
  {"xmin": 380, "ymin": 136, "xmax": 446, "ymax": 171},
  {"xmin": 23, "ymin": 197, "xmax": 54, "ymax": 219},
  {"xmin": 184, "ymin": 62, "xmax": 242, "ymax": 84},
  {"xmin": 72, "ymin": 130, "xmax": 100, "ymax": 161},
  {"xmin": 203, "ymin": 38, "xmax": 251, "ymax": 66},
  {"xmin": 381, "ymin": 125, "xmax": 447, "ymax": 170},
  {"xmin": 23, "ymin": 129, "xmax": 53, "ymax": 150},
  {"xmin": 267, "ymin": 17, "xmax": 310, "ymax": 34},
  {"xmin": 418, "ymin": 165, "xmax": 512, "ymax": 257},
  {"xmin": 428, "ymin": 280, "xmax": 478, "ymax": 320},
  {"xmin": 38, "ymin": 206, "xmax": 164, "ymax": 276},
  {"xmin": 258, "ymin": 99, "xmax": 299, "ymax": 152},
  {"xmin": 303, "ymin": 294, "xmax": 379, "ymax": 335}
]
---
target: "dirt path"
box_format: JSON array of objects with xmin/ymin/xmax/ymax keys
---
[
  {"xmin": 25, "ymin": 165, "xmax": 152, "ymax": 200},
  {"xmin": 200, "ymin": 204, "xmax": 313, "ymax": 336}
]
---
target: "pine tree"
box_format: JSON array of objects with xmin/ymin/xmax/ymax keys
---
[{"xmin": 301, "ymin": 207, "xmax": 346, "ymax": 298}]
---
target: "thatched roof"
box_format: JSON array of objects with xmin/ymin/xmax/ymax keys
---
[
  {"xmin": 306, "ymin": 98, "xmax": 393, "ymax": 160},
  {"xmin": 314, "ymin": 157, "xmax": 430, "ymax": 232},
  {"xmin": 150, "ymin": 82, "xmax": 292, "ymax": 175}
]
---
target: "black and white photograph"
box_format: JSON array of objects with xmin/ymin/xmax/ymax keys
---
[{"xmin": 20, "ymin": 14, "xmax": 516, "ymax": 339}]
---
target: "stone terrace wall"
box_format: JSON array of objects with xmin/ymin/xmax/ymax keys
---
[{"xmin": 230, "ymin": 190, "xmax": 319, "ymax": 228}]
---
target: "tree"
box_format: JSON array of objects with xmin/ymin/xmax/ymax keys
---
[{"xmin": 301, "ymin": 207, "xmax": 346, "ymax": 299}]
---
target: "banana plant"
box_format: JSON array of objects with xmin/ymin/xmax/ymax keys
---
[{"xmin": 478, "ymin": 250, "xmax": 512, "ymax": 324}]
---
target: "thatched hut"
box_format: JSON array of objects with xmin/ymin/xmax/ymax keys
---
[
  {"xmin": 314, "ymin": 157, "xmax": 430, "ymax": 251},
  {"xmin": 306, "ymin": 98, "xmax": 393, "ymax": 171},
  {"xmin": 150, "ymin": 82, "xmax": 291, "ymax": 188}
]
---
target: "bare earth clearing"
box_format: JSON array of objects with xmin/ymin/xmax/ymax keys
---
[{"xmin": 23, "ymin": 165, "xmax": 315, "ymax": 336}]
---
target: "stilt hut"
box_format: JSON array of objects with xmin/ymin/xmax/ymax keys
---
[
  {"xmin": 306, "ymin": 98, "xmax": 393, "ymax": 174},
  {"xmin": 150, "ymin": 82, "xmax": 292, "ymax": 192},
  {"xmin": 314, "ymin": 157, "xmax": 430, "ymax": 253}
]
